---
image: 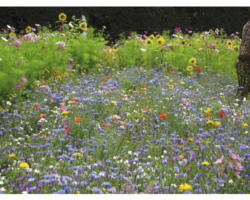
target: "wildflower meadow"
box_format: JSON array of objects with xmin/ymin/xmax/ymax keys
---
[{"xmin": 0, "ymin": 13, "xmax": 249, "ymax": 194}]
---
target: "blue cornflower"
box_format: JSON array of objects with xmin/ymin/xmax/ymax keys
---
[{"xmin": 102, "ymin": 182, "xmax": 111, "ymax": 187}]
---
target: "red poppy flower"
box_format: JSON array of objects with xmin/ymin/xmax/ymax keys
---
[
  {"xmin": 160, "ymin": 112, "xmax": 167, "ymax": 119},
  {"xmin": 219, "ymin": 111, "xmax": 226, "ymax": 118},
  {"xmin": 196, "ymin": 66, "xmax": 201, "ymax": 72}
]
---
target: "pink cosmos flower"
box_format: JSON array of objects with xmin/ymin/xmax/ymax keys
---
[
  {"xmin": 174, "ymin": 27, "xmax": 182, "ymax": 33},
  {"xmin": 15, "ymin": 83, "xmax": 24, "ymax": 88},
  {"xmin": 68, "ymin": 57, "xmax": 74, "ymax": 62},
  {"xmin": 235, "ymin": 161, "xmax": 243, "ymax": 171},
  {"xmin": 214, "ymin": 155, "xmax": 224, "ymax": 164},
  {"xmin": 229, "ymin": 150, "xmax": 243, "ymax": 161},
  {"xmin": 181, "ymin": 98, "xmax": 189, "ymax": 106},
  {"xmin": 56, "ymin": 41, "xmax": 66, "ymax": 49},
  {"xmin": 110, "ymin": 115, "xmax": 121, "ymax": 120},
  {"xmin": 142, "ymin": 108, "xmax": 149, "ymax": 113},
  {"xmin": 20, "ymin": 77, "xmax": 27, "ymax": 82},
  {"xmin": 59, "ymin": 103, "xmax": 68, "ymax": 111}
]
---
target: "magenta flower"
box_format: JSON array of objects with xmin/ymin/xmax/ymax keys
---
[
  {"xmin": 15, "ymin": 83, "xmax": 24, "ymax": 88},
  {"xmin": 67, "ymin": 64, "xmax": 73, "ymax": 69},
  {"xmin": 20, "ymin": 77, "xmax": 27, "ymax": 82},
  {"xmin": 174, "ymin": 27, "xmax": 182, "ymax": 33}
]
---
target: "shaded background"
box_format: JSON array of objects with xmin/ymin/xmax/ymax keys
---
[{"xmin": 0, "ymin": 7, "xmax": 250, "ymax": 41}]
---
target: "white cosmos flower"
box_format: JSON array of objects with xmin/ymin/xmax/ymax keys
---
[{"xmin": 1, "ymin": 37, "xmax": 8, "ymax": 42}]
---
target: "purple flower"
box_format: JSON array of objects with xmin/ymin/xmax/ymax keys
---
[
  {"xmin": 108, "ymin": 187, "xmax": 116, "ymax": 193},
  {"xmin": 15, "ymin": 83, "xmax": 24, "ymax": 89},
  {"xmin": 67, "ymin": 64, "xmax": 73, "ymax": 69},
  {"xmin": 215, "ymin": 28, "xmax": 219, "ymax": 34},
  {"xmin": 92, "ymin": 187, "xmax": 103, "ymax": 194},
  {"xmin": 56, "ymin": 41, "xmax": 66, "ymax": 48},
  {"xmin": 4, "ymin": 29, "xmax": 8, "ymax": 34}
]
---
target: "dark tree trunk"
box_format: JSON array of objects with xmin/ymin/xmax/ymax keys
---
[{"xmin": 236, "ymin": 20, "xmax": 250, "ymax": 98}]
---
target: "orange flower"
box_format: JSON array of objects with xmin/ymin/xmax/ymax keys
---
[
  {"xmin": 160, "ymin": 112, "xmax": 167, "ymax": 119},
  {"xmin": 170, "ymin": 67, "xmax": 175, "ymax": 72},
  {"xmin": 102, "ymin": 123, "xmax": 107, "ymax": 128},
  {"xmin": 71, "ymin": 98, "xmax": 78, "ymax": 102},
  {"xmin": 34, "ymin": 104, "xmax": 40, "ymax": 109},
  {"xmin": 65, "ymin": 125, "xmax": 70, "ymax": 134},
  {"xmin": 178, "ymin": 154, "xmax": 184, "ymax": 159},
  {"xmin": 74, "ymin": 117, "xmax": 82, "ymax": 123},
  {"xmin": 105, "ymin": 74, "xmax": 110, "ymax": 79},
  {"xmin": 39, "ymin": 114, "xmax": 44, "ymax": 119}
]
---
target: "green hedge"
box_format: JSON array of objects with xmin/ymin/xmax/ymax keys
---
[{"xmin": 0, "ymin": 7, "xmax": 249, "ymax": 41}]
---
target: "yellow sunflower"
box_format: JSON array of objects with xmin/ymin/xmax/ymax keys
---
[
  {"xmin": 186, "ymin": 66, "xmax": 193, "ymax": 72},
  {"xmin": 9, "ymin": 32, "xmax": 16, "ymax": 38},
  {"xmin": 25, "ymin": 26, "xmax": 32, "ymax": 33},
  {"xmin": 188, "ymin": 57, "xmax": 197, "ymax": 65},
  {"xmin": 148, "ymin": 34, "xmax": 155, "ymax": 40},
  {"xmin": 79, "ymin": 21, "xmax": 88, "ymax": 31},
  {"xmin": 145, "ymin": 38, "xmax": 153, "ymax": 46},
  {"xmin": 226, "ymin": 40, "xmax": 232, "ymax": 48},
  {"xmin": 157, "ymin": 37, "xmax": 165, "ymax": 46},
  {"xmin": 156, "ymin": 34, "xmax": 161, "ymax": 39},
  {"xmin": 58, "ymin": 12, "xmax": 67, "ymax": 22}
]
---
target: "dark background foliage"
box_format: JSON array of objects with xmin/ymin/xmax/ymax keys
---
[{"xmin": 0, "ymin": 7, "xmax": 250, "ymax": 41}]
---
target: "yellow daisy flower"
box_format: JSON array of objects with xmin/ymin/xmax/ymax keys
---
[
  {"xmin": 25, "ymin": 26, "xmax": 32, "ymax": 33},
  {"xmin": 73, "ymin": 152, "xmax": 82, "ymax": 157},
  {"xmin": 204, "ymin": 108, "xmax": 212, "ymax": 116},
  {"xmin": 186, "ymin": 66, "xmax": 193, "ymax": 72},
  {"xmin": 168, "ymin": 84, "xmax": 174, "ymax": 90},
  {"xmin": 189, "ymin": 57, "xmax": 197, "ymax": 65},
  {"xmin": 79, "ymin": 21, "xmax": 88, "ymax": 31},
  {"xmin": 148, "ymin": 34, "xmax": 155, "ymax": 40},
  {"xmin": 157, "ymin": 37, "xmax": 165, "ymax": 46},
  {"xmin": 202, "ymin": 161, "xmax": 210, "ymax": 166},
  {"xmin": 242, "ymin": 123, "xmax": 248, "ymax": 127},
  {"xmin": 179, "ymin": 183, "xmax": 192, "ymax": 192},
  {"xmin": 8, "ymin": 153, "xmax": 16, "ymax": 158},
  {"xmin": 58, "ymin": 12, "xmax": 67, "ymax": 22},
  {"xmin": 226, "ymin": 40, "xmax": 232, "ymax": 48},
  {"xmin": 145, "ymin": 38, "xmax": 153, "ymax": 46},
  {"xmin": 19, "ymin": 162, "xmax": 29, "ymax": 169},
  {"xmin": 213, "ymin": 121, "xmax": 221, "ymax": 127},
  {"xmin": 206, "ymin": 120, "xmax": 214, "ymax": 125},
  {"xmin": 62, "ymin": 110, "xmax": 70, "ymax": 115}
]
